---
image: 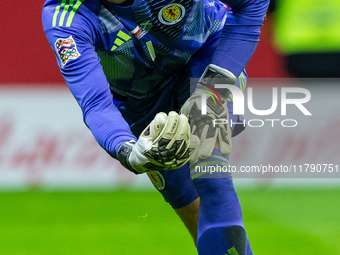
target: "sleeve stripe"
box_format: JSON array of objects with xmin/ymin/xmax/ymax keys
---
[
  {"xmin": 52, "ymin": 0, "xmax": 66, "ymax": 27},
  {"xmin": 52, "ymin": 5, "xmax": 61, "ymax": 27},
  {"xmin": 52, "ymin": 0, "xmax": 85, "ymax": 27},
  {"xmin": 66, "ymin": 0, "xmax": 86, "ymax": 27},
  {"xmin": 59, "ymin": 4, "xmax": 70, "ymax": 26}
]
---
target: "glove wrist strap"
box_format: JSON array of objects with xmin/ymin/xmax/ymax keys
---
[
  {"xmin": 117, "ymin": 141, "xmax": 139, "ymax": 175},
  {"xmin": 198, "ymin": 64, "xmax": 236, "ymax": 98}
]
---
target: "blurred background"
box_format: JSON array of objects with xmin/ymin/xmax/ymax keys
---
[{"xmin": 0, "ymin": 1, "xmax": 339, "ymax": 254}]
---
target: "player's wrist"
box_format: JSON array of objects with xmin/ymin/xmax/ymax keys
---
[
  {"xmin": 118, "ymin": 112, "xmax": 190, "ymax": 174},
  {"xmin": 117, "ymin": 140, "xmax": 140, "ymax": 174}
]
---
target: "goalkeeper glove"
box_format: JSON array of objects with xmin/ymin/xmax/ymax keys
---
[
  {"xmin": 117, "ymin": 111, "xmax": 190, "ymax": 174},
  {"xmin": 181, "ymin": 64, "xmax": 236, "ymax": 164}
]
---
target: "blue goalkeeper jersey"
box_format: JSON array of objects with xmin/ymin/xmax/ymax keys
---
[
  {"xmin": 44, "ymin": 0, "xmax": 228, "ymax": 98},
  {"xmin": 42, "ymin": 0, "xmax": 269, "ymax": 158}
]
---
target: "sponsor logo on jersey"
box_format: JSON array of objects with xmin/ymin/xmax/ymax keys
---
[
  {"xmin": 158, "ymin": 4, "xmax": 185, "ymax": 25},
  {"xmin": 54, "ymin": 36, "xmax": 80, "ymax": 67},
  {"xmin": 147, "ymin": 171, "xmax": 166, "ymax": 191},
  {"xmin": 111, "ymin": 30, "xmax": 132, "ymax": 51}
]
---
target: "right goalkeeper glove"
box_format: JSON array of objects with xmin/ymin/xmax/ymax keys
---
[
  {"xmin": 181, "ymin": 64, "xmax": 236, "ymax": 164},
  {"xmin": 117, "ymin": 111, "xmax": 190, "ymax": 174}
]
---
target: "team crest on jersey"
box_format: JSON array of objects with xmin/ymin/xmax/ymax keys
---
[
  {"xmin": 147, "ymin": 171, "xmax": 166, "ymax": 191},
  {"xmin": 54, "ymin": 36, "xmax": 80, "ymax": 67},
  {"xmin": 158, "ymin": 4, "xmax": 185, "ymax": 25}
]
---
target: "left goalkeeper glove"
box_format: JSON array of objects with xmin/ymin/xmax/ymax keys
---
[
  {"xmin": 117, "ymin": 111, "xmax": 190, "ymax": 174},
  {"xmin": 181, "ymin": 64, "xmax": 236, "ymax": 164}
]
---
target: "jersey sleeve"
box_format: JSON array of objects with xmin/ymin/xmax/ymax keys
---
[
  {"xmin": 211, "ymin": 0, "xmax": 270, "ymax": 76},
  {"xmin": 42, "ymin": 3, "xmax": 137, "ymax": 159}
]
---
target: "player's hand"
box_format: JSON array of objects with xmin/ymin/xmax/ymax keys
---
[
  {"xmin": 117, "ymin": 111, "xmax": 190, "ymax": 174},
  {"xmin": 181, "ymin": 64, "xmax": 236, "ymax": 164}
]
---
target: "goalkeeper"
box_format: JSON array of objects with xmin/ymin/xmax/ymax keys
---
[{"xmin": 43, "ymin": 0, "xmax": 269, "ymax": 253}]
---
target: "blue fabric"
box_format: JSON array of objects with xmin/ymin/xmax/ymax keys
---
[
  {"xmin": 43, "ymin": 0, "xmax": 268, "ymax": 159},
  {"xmin": 213, "ymin": 0, "xmax": 270, "ymax": 76},
  {"xmin": 158, "ymin": 163, "xmax": 199, "ymax": 209},
  {"xmin": 43, "ymin": 0, "xmax": 268, "ymax": 253},
  {"xmin": 194, "ymin": 178, "xmax": 253, "ymax": 255},
  {"xmin": 212, "ymin": 36, "xmax": 258, "ymax": 78}
]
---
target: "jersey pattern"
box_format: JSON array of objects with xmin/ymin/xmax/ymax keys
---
[{"xmin": 46, "ymin": 0, "xmax": 228, "ymax": 100}]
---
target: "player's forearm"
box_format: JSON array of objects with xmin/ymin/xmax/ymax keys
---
[
  {"xmin": 211, "ymin": 37, "xmax": 258, "ymax": 77},
  {"xmin": 222, "ymin": 0, "xmax": 270, "ymax": 26},
  {"xmin": 222, "ymin": 0, "xmax": 269, "ymax": 43},
  {"xmin": 68, "ymin": 71, "xmax": 137, "ymax": 159},
  {"xmin": 47, "ymin": 31, "xmax": 137, "ymax": 159},
  {"xmin": 212, "ymin": 0, "xmax": 270, "ymax": 76},
  {"xmin": 83, "ymin": 104, "xmax": 137, "ymax": 159}
]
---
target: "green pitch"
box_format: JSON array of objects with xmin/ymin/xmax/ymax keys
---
[{"xmin": 0, "ymin": 188, "xmax": 339, "ymax": 254}]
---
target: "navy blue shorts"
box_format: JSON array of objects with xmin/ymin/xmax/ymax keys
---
[{"xmin": 116, "ymin": 31, "xmax": 247, "ymax": 209}]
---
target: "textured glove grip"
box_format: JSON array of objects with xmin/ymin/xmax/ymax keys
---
[{"xmin": 117, "ymin": 141, "xmax": 139, "ymax": 175}]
